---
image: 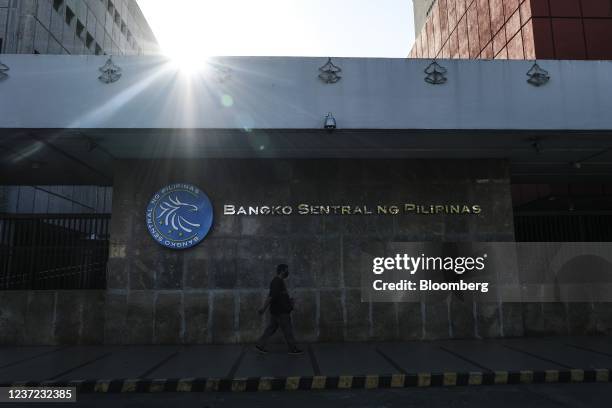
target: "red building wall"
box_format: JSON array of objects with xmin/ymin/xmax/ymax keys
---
[{"xmin": 409, "ymin": 0, "xmax": 612, "ymax": 60}]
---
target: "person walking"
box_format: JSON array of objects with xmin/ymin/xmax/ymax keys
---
[{"xmin": 255, "ymin": 264, "xmax": 303, "ymax": 355}]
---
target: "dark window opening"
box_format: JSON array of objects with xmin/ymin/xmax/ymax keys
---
[
  {"xmin": 114, "ymin": 10, "xmax": 121, "ymax": 25},
  {"xmin": 65, "ymin": 6, "xmax": 75, "ymax": 25},
  {"xmin": 53, "ymin": 0, "xmax": 63, "ymax": 12},
  {"xmin": 86, "ymin": 33, "xmax": 94, "ymax": 48},
  {"xmin": 107, "ymin": 0, "xmax": 114, "ymax": 15},
  {"xmin": 121, "ymin": 21, "xmax": 127, "ymax": 35},
  {"xmin": 76, "ymin": 20, "xmax": 85, "ymax": 38},
  {"xmin": 95, "ymin": 43, "xmax": 103, "ymax": 55}
]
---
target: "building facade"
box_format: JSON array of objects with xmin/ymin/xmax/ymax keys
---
[
  {"xmin": 0, "ymin": 0, "xmax": 157, "ymax": 55},
  {"xmin": 408, "ymin": 0, "xmax": 612, "ymax": 60},
  {"xmin": 0, "ymin": 0, "xmax": 155, "ymax": 217},
  {"xmin": 1, "ymin": 56, "xmax": 611, "ymax": 345},
  {"xmin": 413, "ymin": 0, "xmax": 437, "ymax": 36}
]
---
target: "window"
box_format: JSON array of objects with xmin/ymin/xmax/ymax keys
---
[
  {"xmin": 107, "ymin": 0, "xmax": 114, "ymax": 15},
  {"xmin": 65, "ymin": 6, "xmax": 75, "ymax": 25},
  {"xmin": 76, "ymin": 20, "xmax": 85, "ymax": 38},
  {"xmin": 53, "ymin": 0, "xmax": 63, "ymax": 12},
  {"xmin": 95, "ymin": 43, "xmax": 103, "ymax": 55},
  {"xmin": 0, "ymin": 38, "xmax": 3, "ymax": 53},
  {"xmin": 121, "ymin": 21, "xmax": 126, "ymax": 35},
  {"xmin": 114, "ymin": 10, "xmax": 120, "ymax": 25},
  {"xmin": 86, "ymin": 33, "xmax": 94, "ymax": 48}
]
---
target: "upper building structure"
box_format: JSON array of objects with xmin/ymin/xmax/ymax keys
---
[
  {"xmin": 0, "ymin": 0, "xmax": 158, "ymax": 55},
  {"xmin": 0, "ymin": 0, "xmax": 157, "ymax": 213},
  {"xmin": 413, "ymin": 0, "xmax": 437, "ymax": 36},
  {"xmin": 409, "ymin": 0, "xmax": 612, "ymax": 60}
]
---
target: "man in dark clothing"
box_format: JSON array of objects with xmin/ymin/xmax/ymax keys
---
[{"xmin": 255, "ymin": 264, "xmax": 303, "ymax": 355}]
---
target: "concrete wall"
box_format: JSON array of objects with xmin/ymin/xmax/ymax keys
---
[
  {"xmin": 103, "ymin": 157, "xmax": 518, "ymax": 344},
  {"xmin": 2, "ymin": 158, "xmax": 612, "ymax": 344},
  {"xmin": 0, "ymin": 290, "xmax": 105, "ymax": 345},
  {"xmin": 2, "ymin": 293, "xmax": 611, "ymax": 345}
]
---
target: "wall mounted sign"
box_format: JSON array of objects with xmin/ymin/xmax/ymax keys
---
[
  {"xmin": 0, "ymin": 61, "xmax": 9, "ymax": 81},
  {"xmin": 223, "ymin": 203, "xmax": 482, "ymax": 216},
  {"xmin": 526, "ymin": 62, "xmax": 550, "ymax": 87},
  {"xmin": 213, "ymin": 65, "xmax": 232, "ymax": 83},
  {"xmin": 424, "ymin": 61, "xmax": 447, "ymax": 85},
  {"xmin": 145, "ymin": 183, "xmax": 213, "ymax": 249},
  {"xmin": 98, "ymin": 56, "xmax": 122, "ymax": 84},
  {"xmin": 318, "ymin": 57, "xmax": 342, "ymax": 84}
]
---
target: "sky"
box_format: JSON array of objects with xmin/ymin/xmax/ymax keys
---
[{"xmin": 137, "ymin": 0, "xmax": 416, "ymax": 59}]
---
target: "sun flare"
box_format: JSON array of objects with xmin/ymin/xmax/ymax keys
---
[{"xmin": 167, "ymin": 48, "xmax": 210, "ymax": 75}]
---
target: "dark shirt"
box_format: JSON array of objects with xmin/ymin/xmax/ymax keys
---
[{"xmin": 268, "ymin": 276, "xmax": 293, "ymax": 315}]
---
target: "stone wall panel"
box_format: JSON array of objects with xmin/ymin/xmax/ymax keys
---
[
  {"xmin": 319, "ymin": 289, "xmax": 344, "ymax": 341},
  {"xmin": 154, "ymin": 292, "xmax": 182, "ymax": 344},
  {"xmin": 184, "ymin": 292, "xmax": 210, "ymax": 344},
  {"xmin": 54, "ymin": 291, "xmax": 81, "ymax": 344},
  {"xmin": 24, "ymin": 291, "xmax": 56, "ymax": 345},
  {"xmin": 211, "ymin": 291, "xmax": 236, "ymax": 343},
  {"xmin": 126, "ymin": 291, "xmax": 155, "ymax": 343},
  {"xmin": 238, "ymin": 291, "xmax": 267, "ymax": 342},
  {"xmin": 0, "ymin": 291, "xmax": 27, "ymax": 345},
  {"xmin": 104, "ymin": 293, "xmax": 128, "ymax": 344}
]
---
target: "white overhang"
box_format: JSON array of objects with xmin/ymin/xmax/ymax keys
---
[
  {"xmin": 1, "ymin": 55, "xmax": 611, "ymax": 131},
  {"xmin": 1, "ymin": 56, "xmax": 612, "ymax": 185}
]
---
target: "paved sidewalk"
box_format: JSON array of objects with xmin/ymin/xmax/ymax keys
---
[{"xmin": 0, "ymin": 336, "xmax": 611, "ymax": 392}]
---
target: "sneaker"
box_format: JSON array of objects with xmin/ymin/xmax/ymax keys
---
[
  {"xmin": 255, "ymin": 345, "xmax": 268, "ymax": 354},
  {"xmin": 288, "ymin": 347, "xmax": 304, "ymax": 355}
]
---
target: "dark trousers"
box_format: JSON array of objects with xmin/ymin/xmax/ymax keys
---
[{"xmin": 257, "ymin": 313, "xmax": 296, "ymax": 349}]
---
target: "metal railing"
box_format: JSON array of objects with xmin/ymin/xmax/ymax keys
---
[
  {"xmin": 0, "ymin": 214, "xmax": 110, "ymax": 290},
  {"xmin": 515, "ymin": 213, "xmax": 612, "ymax": 242}
]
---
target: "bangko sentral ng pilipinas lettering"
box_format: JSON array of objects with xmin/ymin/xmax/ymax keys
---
[{"xmin": 223, "ymin": 203, "xmax": 482, "ymax": 216}]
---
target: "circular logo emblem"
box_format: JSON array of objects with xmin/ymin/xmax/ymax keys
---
[{"xmin": 145, "ymin": 183, "xmax": 213, "ymax": 250}]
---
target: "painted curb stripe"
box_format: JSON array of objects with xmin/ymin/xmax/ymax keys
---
[{"xmin": 6, "ymin": 368, "xmax": 611, "ymax": 393}]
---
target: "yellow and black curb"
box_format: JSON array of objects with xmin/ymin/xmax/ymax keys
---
[{"xmin": 3, "ymin": 369, "xmax": 610, "ymax": 393}]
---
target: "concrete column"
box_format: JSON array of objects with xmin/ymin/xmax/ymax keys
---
[{"xmin": 15, "ymin": 0, "xmax": 36, "ymax": 54}]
